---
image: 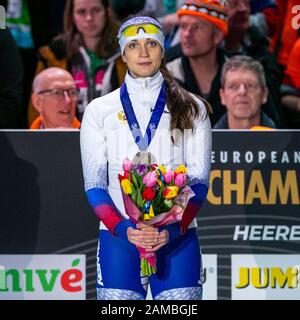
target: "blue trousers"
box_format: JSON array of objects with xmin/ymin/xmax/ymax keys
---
[{"xmin": 96, "ymin": 224, "xmax": 202, "ymax": 300}]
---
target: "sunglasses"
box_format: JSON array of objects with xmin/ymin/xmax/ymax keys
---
[{"xmin": 122, "ymin": 24, "xmax": 162, "ymax": 37}]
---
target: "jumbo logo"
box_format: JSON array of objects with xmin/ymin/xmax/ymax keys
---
[
  {"xmin": 231, "ymin": 255, "xmax": 300, "ymax": 300},
  {"xmin": 0, "ymin": 255, "xmax": 85, "ymax": 300},
  {"xmin": 236, "ymin": 267, "xmax": 299, "ymax": 289}
]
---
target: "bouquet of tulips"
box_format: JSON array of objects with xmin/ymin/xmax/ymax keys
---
[{"xmin": 118, "ymin": 158, "xmax": 194, "ymax": 276}]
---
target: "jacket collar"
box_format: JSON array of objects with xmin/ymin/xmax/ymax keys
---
[{"xmin": 125, "ymin": 70, "xmax": 164, "ymax": 95}]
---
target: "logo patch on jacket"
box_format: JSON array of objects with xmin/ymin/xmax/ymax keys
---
[{"xmin": 118, "ymin": 111, "xmax": 127, "ymax": 124}]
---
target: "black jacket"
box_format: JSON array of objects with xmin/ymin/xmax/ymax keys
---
[{"xmin": 213, "ymin": 112, "xmax": 277, "ymax": 129}]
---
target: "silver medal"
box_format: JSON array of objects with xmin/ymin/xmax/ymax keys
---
[{"xmin": 132, "ymin": 151, "xmax": 157, "ymax": 165}]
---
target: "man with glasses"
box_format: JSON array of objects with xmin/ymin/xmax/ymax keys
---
[
  {"xmin": 224, "ymin": 0, "xmax": 284, "ymax": 128},
  {"xmin": 30, "ymin": 67, "xmax": 80, "ymax": 129},
  {"xmin": 214, "ymin": 55, "xmax": 276, "ymax": 130}
]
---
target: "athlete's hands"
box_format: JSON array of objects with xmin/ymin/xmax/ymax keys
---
[
  {"xmin": 147, "ymin": 229, "xmax": 169, "ymax": 252},
  {"xmin": 127, "ymin": 222, "xmax": 169, "ymax": 252},
  {"xmin": 127, "ymin": 223, "xmax": 159, "ymax": 250}
]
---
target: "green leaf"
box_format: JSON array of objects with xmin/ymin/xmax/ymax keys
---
[
  {"xmin": 131, "ymin": 172, "xmax": 140, "ymax": 189},
  {"xmin": 137, "ymin": 190, "xmax": 143, "ymax": 208},
  {"xmin": 72, "ymin": 259, "xmax": 80, "ymax": 267},
  {"xmin": 131, "ymin": 188, "xmax": 137, "ymax": 204}
]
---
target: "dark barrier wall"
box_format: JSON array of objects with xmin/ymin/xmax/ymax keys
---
[
  {"xmin": 0, "ymin": 131, "xmax": 299, "ymax": 300},
  {"xmin": 200, "ymin": 130, "xmax": 300, "ymax": 299}
]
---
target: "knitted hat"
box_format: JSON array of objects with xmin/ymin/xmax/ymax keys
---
[{"xmin": 177, "ymin": 0, "xmax": 228, "ymax": 35}]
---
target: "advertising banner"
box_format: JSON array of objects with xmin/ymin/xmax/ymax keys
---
[
  {"xmin": 0, "ymin": 255, "xmax": 85, "ymax": 300},
  {"xmin": 0, "ymin": 131, "xmax": 299, "ymax": 299},
  {"xmin": 231, "ymin": 255, "xmax": 300, "ymax": 300}
]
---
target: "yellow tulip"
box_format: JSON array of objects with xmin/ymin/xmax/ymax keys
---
[
  {"xmin": 121, "ymin": 179, "xmax": 133, "ymax": 195},
  {"xmin": 175, "ymin": 165, "xmax": 188, "ymax": 175},
  {"xmin": 163, "ymin": 186, "xmax": 179, "ymax": 199},
  {"xmin": 157, "ymin": 165, "xmax": 166, "ymax": 176}
]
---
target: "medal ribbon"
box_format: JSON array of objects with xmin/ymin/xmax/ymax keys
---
[{"xmin": 120, "ymin": 81, "xmax": 167, "ymax": 151}]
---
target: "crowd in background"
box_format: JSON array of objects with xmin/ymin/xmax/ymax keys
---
[{"xmin": 0, "ymin": 0, "xmax": 299, "ymax": 130}]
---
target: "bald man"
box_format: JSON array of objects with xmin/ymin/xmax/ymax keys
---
[{"xmin": 31, "ymin": 68, "xmax": 80, "ymax": 129}]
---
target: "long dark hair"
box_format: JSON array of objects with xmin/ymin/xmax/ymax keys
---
[
  {"xmin": 62, "ymin": 0, "xmax": 120, "ymax": 60},
  {"xmin": 160, "ymin": 61, "xmax": 211, "ymax": 134}
]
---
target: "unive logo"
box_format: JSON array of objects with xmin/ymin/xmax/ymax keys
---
[
  {"xmin": 232, "ymin": 255, "xmax": 300, "ymax": 300},
  {"xmin": 0, "ymin": 255, "xmax": 86, "ymax": 300},
  {"xmin": 292, "ymin": 5, "xmax": 300, "ymax": 30},
  {"xmin": 0, "ymin": 5, "xmax": 6, "ymax": 29}
]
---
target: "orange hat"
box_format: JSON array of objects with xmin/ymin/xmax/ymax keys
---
[{"xmin": 178, "ymin": 0, "xmax": 228, "ymax": 35}]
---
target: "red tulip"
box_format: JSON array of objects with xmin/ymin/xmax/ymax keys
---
[
  {"xmin": 118, "ymin": 171, "xmax": 131, "ymax": 182},
  {"xmin": 142, "ymin": 188, "xmax": 156, "ymax": 201}
]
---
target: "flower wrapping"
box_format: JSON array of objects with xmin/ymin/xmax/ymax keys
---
[{"xmin": 119, "ymin": 159, "xmax": 195, "ymax": 276}]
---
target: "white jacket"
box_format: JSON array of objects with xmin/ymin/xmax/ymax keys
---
[{"xmin": 80, "ymin": 71, "xmax": 212, "ymax": 230}]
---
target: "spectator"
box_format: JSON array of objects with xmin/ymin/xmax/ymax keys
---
[
  {"xmin": 224, "ymin": 0, "xmax": 285, "ymax": 128},
  {"xmin": 166, "ymin": 0, "xmax": 228, "ymax": 127},
  {"xmin": 30, "ymin": 68, "xmax": 80, "ymax": 129},
  {"xmin": 27, "ymin": 0, "xmax": 127, "ymax": 126},
  {"xmin": 214, "ymin": 56, "xmax": 276, "ymax": 130},
  {"xmin": 250, "ymin": 0, "xmax": 278, "ymax": 38},
  {"xmin": 0, "ymin": 29, "xmax": 23, "ymax": 129}
]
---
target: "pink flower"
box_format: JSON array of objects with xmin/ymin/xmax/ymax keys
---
[
  {"xmin": 174, "ymin": 173, "xmax": 187, "ymax": 188},
  {"xmin": 164, "ymin": 170, "xmax": 174, "ymax": 184},
  {"xmin": 142, "ymin": 172, "xmax": 158, "ymax": 188},
  {"xmin": 123, "ymin": 158, "xmax": 133, "ymax": 172}
]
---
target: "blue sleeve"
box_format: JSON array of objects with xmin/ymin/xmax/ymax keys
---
[{"xmin": 114, "ymin": 219, "xmax": 137, "ymax": 241}]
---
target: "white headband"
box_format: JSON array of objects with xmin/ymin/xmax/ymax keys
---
[{"xmin": 118, "ymin": 16, "xmax": 165, "ymax": 55}]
